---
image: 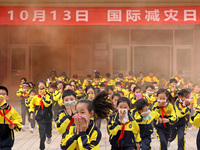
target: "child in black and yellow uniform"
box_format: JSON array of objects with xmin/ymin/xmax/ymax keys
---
[
  {"xmin": 130, "ymin": 86, "xmax": 144, "ymax": 106},
  {"xmin": 114, "ymin": 73, "xmax": 125, "ymax": 88},
  {"xmin": 124, "ymin": 71, "xmax": 137, "ymax": 84},
  {"xmin": 132, "ymin": 99, "xmax": 160, "ymax": 150},
  {"xmin": 57, "ymin": 72, "xmax": 69, "ymax": 84},
  {"xmin": 29, "ymin": 80, "xmax": 53, "ymax": 150},
  {"xmin": 152, "ymin": 89, "xmax": 177, "ymax": 150},
  {"xmin": 190, "ymin": 105, "xmax": 200, "ymax": 150},
  {"xmin": 143, "ymin": 85, "xmax": 157, "ymax": 106},
  {"xmin": 102, "ymin": 73, "xmax": 115, "ymax": 87},
  {"xmin": 169, "ymin": 71, "xmax": 185, "ymax": 88},
  {"xmin": 55, "ymin": 90, "xmax": 77, "ymax": 135},
  {"xmin": 82, "ymin": 74, "xmax": 92, "ymax": 90},
  {"xmin": 92, "ymin": 75, "xmax": 101, "ymax": 89},
  {"xmin": 84, "ymin": 86, "xmax": 95, "ymax": 101},
  {"xmin": 61, "ymin": 91, "xmax": 113, "ymax": 150},
  {"xmin": 127, "ymin": 83, "xmax": 137, "ymax": 100},
  {"xmin": 142, "ymin": 71, "xmax": 159, "ymax": 86},
  {"xmin": 16, "ymin": 82, "xmax": 30, "ymax": 131},
  {"xmin": 25, "ymin": 89, "xmax": 36, "ymax": 133},
  {"xmin": 70, "ymin": 81, "xmax": 83, "ymax": 98},
  {"xmin": 169, "ymin": 89, "xmax": 191, "ymax": 150},
  {"xmin": 69, "ymin": 74, "xmax": 81, "ymax": 86},
  {"xmin": 52, "ymin": 81, "xmax": 64, "ymax": 120},
  {"xmin": 108, "ymin": 97, "xmax": 141, "ymax": 150},
  {"xmin": 167, "ymin": 79, "xmax": 180, "ymax": 98},
  {"xmin": 0, "ymin": 86, "xmax": 22, "ymax": 150}
]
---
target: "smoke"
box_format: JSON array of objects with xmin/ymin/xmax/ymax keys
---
[{"xmin": 0, "ymin": 22, "xmax": 199, "ymax": 100}]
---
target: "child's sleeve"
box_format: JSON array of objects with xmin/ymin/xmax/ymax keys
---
[
  {"xmin": 16, "ymin": 88, "xmax": 22, "ymax": 97},
  {"xmin": 150, "ymin": 111, "xmax": 160, "ymax": 121},
  {"xmin": 55, "ymin": 112, "xmax": 72, "ymax": 135},
  {"xmin": 29, "ymin": 97, "xmax": 36, "ymax": 113},
  {"xmin": 77, "ymin": 130, "xmax": 101, "ymax": 150},
  {"xmin": 149, "ymin": 95, "xmax": 157, "ymax": 104},
  {"xmin": 151, "ymin": 102, "xmax": 160, "ymax": 112},
  {"xmin": 132, "ymin": 121, "xmax": 141, "ymax": 143},
  {"xmin": 61, "ymin": 126, "xmax": 79, "ymax": 150},
  {"xmin": 12, "ymin": 108, "xmax": 22, "ymax": 132},
  {"xmin": 108, "ymin": 115, "xmax": 122, "ymax": 136},
  {"xmin": 42, "ymin": 95, "xmax": 52, "ymax": 107},
  {"xmin": 58, "ymin": 97, "xmax": 63, "ymax": 106},
  {"xmin": 53, "ymin": 91, "xmax": 61, "ymax": 102},
  {"xmin": 190, "ymin": 111, "xmax": 200, "ymax": 128},
  {"xmin": 175, "ymin": 101, "xmax": 191, "ymax": 118},
  {"xmin": 168, "ymin": 104, "xmax": 177, "ymax": 125},
  {"xmin": 25, "ymin": 96, "xmax": 30, "ymax": 107}
]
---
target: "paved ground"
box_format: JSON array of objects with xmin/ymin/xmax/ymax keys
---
[{"xmin": 9, "ymin": 100, "xmax": 198, "ymax": 150}]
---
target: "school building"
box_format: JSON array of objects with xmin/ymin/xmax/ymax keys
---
[{"xmin": 0, "ymin": 0, "xmax": 200, "ymax": 90}]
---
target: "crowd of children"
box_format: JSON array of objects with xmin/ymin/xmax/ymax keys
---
[{"xmin": 2, "ymin": 69, "xmax": 200, "ymax": 150}]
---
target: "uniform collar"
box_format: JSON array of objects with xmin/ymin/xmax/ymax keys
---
[
  {"xmin": 178, "ymin": 98, "xmax": 183, "ymax": 103},
  {"xmin": 86, "ymin": 120, "xmax": 95, "ymax": 135},
  {"xmin": 0, "ymin": 103, "xmax": 9, "ymax": 110}
]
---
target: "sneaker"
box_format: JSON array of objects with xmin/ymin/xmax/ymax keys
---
[
  {"xmin": 46, "ymin": 137, "xmax": 52, "ymax": 144},
  {"xmin": 21, "ymin": 125, "xmax": 25, "ymax": 131},
  {"xmin": 30, "ymin": 128, "xmax": 34, "ymax": 133}
]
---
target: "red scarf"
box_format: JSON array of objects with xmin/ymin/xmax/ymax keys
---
[
  {"xmin": 37, "ymin": 94, "xmax": 46, "ymax": 111},
  {"xmin": 24, "ymin": 92, "xmax": 27, "ymax": 99},
  {"xmin": 179, "ymin": 102, "xmax": 188, "ymax": 121},
  {"xmin": 67, "ymin": 117, "xmax": 74, "ymax": 131},
  {"xmin": 161, "ymin": 107, "xmax": 168, "ymax": 128},
  {"xmin": 151, "ymin": 77, "xmax": 154, "ymax": 82},
  {"xmin": 0, "ymin": 107, "xmax": 17, "ymax": 126},
  {"xmin": 121, "ymin": 83, "xmax": 124, "ymax": 88},
  {"xmin": 117, "ymin": 122, "xmax": 129, "ymax": 147}
]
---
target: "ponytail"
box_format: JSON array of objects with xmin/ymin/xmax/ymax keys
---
[{"xmin": 77, "ymin": 91, "xmax": 113, "ymax": 119}]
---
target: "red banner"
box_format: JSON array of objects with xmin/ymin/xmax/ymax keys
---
[{"xmin": 0, "ymin": 6, "xmax": 200, "ymax": 25}]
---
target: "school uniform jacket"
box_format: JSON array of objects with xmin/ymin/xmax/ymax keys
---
[
  {"xmin": 53, "ymin": 90, "xmax": 63, "ymax": 108},
  {"xmin": 0, "ymin": 104, "xmax": 22, "ymax": 148},
  {"xmin": 101, "ymin": 78, "xmax": 115, "ymax": 87},
  {"xmin": 190, "ymin": 105, "xmax": 200, "ymax": 128},
  {"xmin": 152, "ymin": 100, "xmax": 177, "ymax": 128},
  {"xmin": 55, "ymin": 109, "xmax": 73, "ymax": 135},
  {"xmin": 16, "ymin": 88, "xmax": 30, "ymax": 104},
  {"xmin": 108, "ymin": 113, "xmax": 141, "ymax": 149},
  {"xmin": 142, "ymin": 76, "xmax": 159, "ymax": 84},
  {"xmin": 131, "ymin": 94, "xmax": 145, "ymax": 105},
  {"xmin": 167, "ymin": 86, "xmax": 180, "ymax": 97},
  {"xmin": 124, "ymin": 76, "xmax": 137, "ymax": 83},
  {"xmin": 25, "ymin": 96, "xmax": 32, "ymax": 108},
  {"xmin": 61, "ymin": 120, "xmax": 101, "ymax": 150},
  {"xmin": 82, "ymin": 79, "xmax": 92, "ymax": 90},
  {"xmin": 29, "ymin": 93, "xmax": 52, "ymax": 123},
  {"xmin": 131, "ymin": 109, "xmax": 160, "ymax": 138},
  {"xmin": 69, "ymin": 78, "xmax": 81, "ymax": 86},
  {"xmin": 174, "ymin": 98, "xmax": 191, "ymax": 126},
  {"xmin": 143, "ymin": 93, "xmax": 157, "ymax": 105}
]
